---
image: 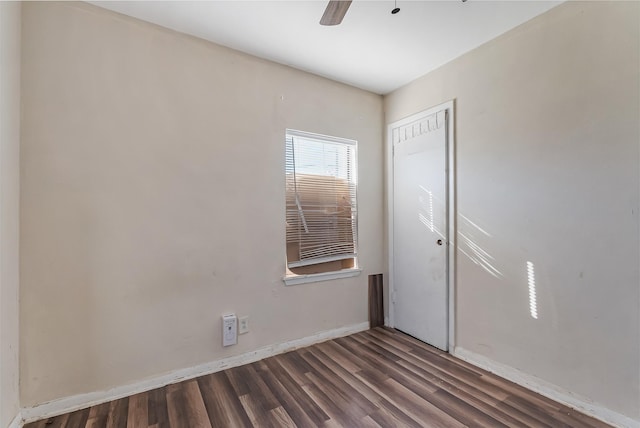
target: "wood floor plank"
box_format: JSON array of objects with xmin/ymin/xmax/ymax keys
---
[
  {"xmin": 86, "ymin": 401, "xmax": 111, "ymax": 428},
  {"xmin": 396, "ymin": 351, "xmax": 557, "ymax": 427},
  {"xmin": 334, "ymin": 337, "xmax": 407, "ymax": 384},
  {"xmin": 501, "ymin": 395, "xmax": 574, "ymax": 428},
  {"xmin": 267, "ymin": 406, "xmax": 296, "ymax": 428},
  {"xmin": 147, "ymin": 386, "xmax": 170, "ymax": 428},
  {"xmin": 279, "ymin": 350, "xmax": 315, "ymax": 384},
  {"xmin": 279, "ymin": 351, "xmax": 356, "ymax": 426},
  {"xmin": 165, "ymin": 384, "xmax": 188, "ymax": 428},
  {"xmin": 482, "ymin": 373, "xmax": 569, "ymax": 415},
  {"xmin": 350, "ymin": 333, "xmax": 402, "ymax": 362},
  {"xmin": 181, "ymin": 380, "xmax": 213, "ymax": 428},
  {"xmin": 368, "ymin": 404, "xmax": 420, "ymax": 428},
  {"xmin": 371, "ymin": 331, "xmax": 580, "ymax": 427},
  {"xmin": 25, "ymin": 327, "xmax": 613, "ymax": 428},
  {"xmin": 360, "ymin": 415, "xmax": 382, "ymax": 427},
  {"xmin": 316, "ymin": 340, "xmax": 362, "ymax": 373},
  {"xmin": 503, "ymin": 393, "xmax": 606, "ymax": 428},
  {"xmin": 304, "ymin": 367, "xmax": 374, "ymax": 424},
  {"xmin": 410, "ymin": 345, "xmax": 486, "ymax": 383},
  {"xmin": 394, "ymin": 350, "xmax": 507, "ymax": 400},
  {"xmin": 329, "ymin": 339, "xmax": 390, "ymax": 385},
  {"xmin": 105, "ymin": 397, "xmax": 128, "ymax": 428},
  {"xmin": 166, "ymin": 381, "xmax": 213, "ymax": 428},
  {"xmin": 66, "ymin": 408, "xmax": 90, "ymax": 428},
  {"xmin": 553, "ymin": 407, "xmax": 610, "ymax": 428},
  {"xmin": 322, "ymin": 419, "xmax": 343, "ymax": 428},
  {"xmin": 262, "ymin": 355, "xmax": 330, "ymax": 426},
  {"xmin": 127, "ymin": 393, "xmax": 147, "ymax": 428},
  {"xmin": 237, "ymin": 394, "xmax": 264, "ymax": 427},
  {"xmin": 24, "ymin": 421, "xmax": 47, "ymax": 428},
  {"xmin": 223, "ymin": 365, "xmax": 251, "ymax": 396},
  {"xmin": 301, "ymin": 373, "xmax": 364, "ymax": 427},
  {"xmin": 197, "ymin": 371, "xmax": 253, "ymax": 427},
  {"xmin": 308, "ymin": 345, "xmax": 422, "ymax": 427},
  {"xmin": 338, "ymin": 336, "xmax": 441, "ymax": 396},
  {"xmin": 44, "ymin": 413, "xmax": 69, "ymax": 428},
  {"xmin": 254, "ymin": 359, "xmax": 319, "ymax": 427},
  {"xmin": 392, "ymin": 357, "xmax": 542, "ymax": 427},
  {"xmin": 360, "ymin": 335, "xmax": 540, "ymax": 427},
  {"xmin": 358, "ymin": 372, "xmax": 466, "ymax": 428},
  {"xmin": 430, "ymin": 388, "xmax": 510, "ymax": 427},
  {"xmin": 245, "ymin": 362, "xmax": 281, "ymax": 411},
  {"xmin": 298, "ymin": 349, "xmax": 378, "ymax": 417},
  {"xmin": 366, "ymin": 328, "xmax": 488, "ymax": 386},
  {"xmin": 305, "ymin": 360, "xmax": 428, "ymax": 428},
  {"xmin": 379, "ymin": 327, "xmax": 451, "ymax": 358},
  {"xmin": 364, "ymin": 328, "xmax": 414, "ymax": 352},
  {"xmin": 226, "ymin": 364, "xmax": 279, "ymax": 427}
]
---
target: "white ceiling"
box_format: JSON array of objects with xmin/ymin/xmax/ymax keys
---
[{"xmin": 90, "ymin": 1, "xmax": 560, "ymax": 94}]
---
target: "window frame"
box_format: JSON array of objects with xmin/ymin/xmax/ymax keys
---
[{"xmin": 283, "ymin": 129, "xmax": 361, "ymax": 285}]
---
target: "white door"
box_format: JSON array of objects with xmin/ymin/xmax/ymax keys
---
[{"xmin": 392, "ymin": 110, "xmax": 448, "ymax": 351}]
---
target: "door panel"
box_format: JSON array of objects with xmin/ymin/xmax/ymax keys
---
[{"xmin": 393, "ymin": 114, "xmax": 448, "ymax": 351}]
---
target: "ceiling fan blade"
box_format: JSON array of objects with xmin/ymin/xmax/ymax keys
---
[{"xmin": 320, "ymin": 0, "xmax": 352, "ymax": 26}]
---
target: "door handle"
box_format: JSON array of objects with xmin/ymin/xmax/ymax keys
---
[{"xmin": 437, "ymin": 239, "xmax": 443, "ymax": 246}]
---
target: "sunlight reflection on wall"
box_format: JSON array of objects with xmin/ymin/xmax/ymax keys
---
[
  {"xmin": 527, "ymin": 261, "xmax": 538, "ymax": 319},
  {"xmin": 458, "ymin": 214, "xmax": 503, "ymax": 278}
]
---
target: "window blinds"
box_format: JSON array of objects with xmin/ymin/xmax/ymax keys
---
[{"xmin": 285, "ymin": 130, "xmax": 358, "ymax": 268}]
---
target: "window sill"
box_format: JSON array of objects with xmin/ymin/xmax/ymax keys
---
[{"xmin": 283, "ymin": 268, "xmax": 362, "ymax": 286}]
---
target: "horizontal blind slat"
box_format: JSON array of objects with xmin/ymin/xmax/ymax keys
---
[{"xmin": 285, "ymin": 132, "xmax": 357, "ymax": 267}]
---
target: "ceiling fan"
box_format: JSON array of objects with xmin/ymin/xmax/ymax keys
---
[
  {"xmin": 320, "ymin": 0, "xmax": 352, "ymax": 26},
  {"xmin": 319, "ymin": 0, "xmax": 404, "ymax": 26}
]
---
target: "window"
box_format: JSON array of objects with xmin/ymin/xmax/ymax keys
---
[{"xmin": 285, "ymin": 129, "xmax": 359, "ymax": 282}]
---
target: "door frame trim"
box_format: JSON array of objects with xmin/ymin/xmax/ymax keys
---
[{"xmin": 386, "ymin": 99, "xmax": 456, "ymax": 351}]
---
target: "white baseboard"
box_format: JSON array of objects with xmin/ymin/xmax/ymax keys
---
[
  {"xmin": 453, "ymin": 347, "xmax": 640, "ymax": 428},
  {"xmin": 21, "ymin": 322, "xmax": 369, "ymax": 424},
  {"xmin": 7, "ymin": 412, "xmax": 22, "ymax": 428}
]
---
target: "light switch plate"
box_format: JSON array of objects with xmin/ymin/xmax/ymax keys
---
[{"xmin": 239, "ymin": 316, "xmax": 249, "ymax": 334}]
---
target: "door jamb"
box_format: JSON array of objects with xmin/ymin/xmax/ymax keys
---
[{"xmin": 386, "ymin": 99, "xmax": 456, "ymax": 352}]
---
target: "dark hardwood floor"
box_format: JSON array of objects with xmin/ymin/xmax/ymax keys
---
[{"xmin": 26, "ymin": 327, "xmax": 611, "ymax": 427}]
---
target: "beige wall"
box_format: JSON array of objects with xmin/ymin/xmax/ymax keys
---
[
  {"xmin": 20, "ymin": 2, "xmax": 383, "ymax": 406},
  {"xmin": 0, "ymin": 2, "xmax": 21, "ymax": 427},
  {"xmin": 385, "ymin": 1, "xmax": 639, "ymax": 421}
]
